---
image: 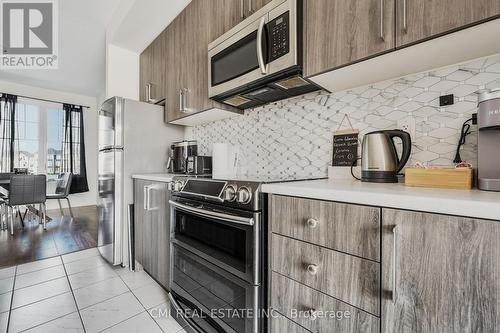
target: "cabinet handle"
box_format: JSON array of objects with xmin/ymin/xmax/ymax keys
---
[
  {"xmin": 306, "ymin": 264, "xmax": 319, "ymax": 275},
  {"xmin": 392, "ymin": 225, "xmax": 398, "ymax": 303},
  {"xmin": 308, "ymin": 309, "xmax": 318, "ymax": 321},
  {"xmin": 143, "ymin": 186, "xmax": 149, "ymax": 210},
  {"xmin": 179, "ymin": 89, "xmax": 183, "ymax": 113},
  {"xmin": 241, "ymin": 0, "xmax": 244, "ymax": 18},
  {"xmin": 379, "ymin": 0, "xmax": 385, "ymax": 41},
  {"xmin": 306, "ymin": 218, "xmax": 319, "ymax": 229},
  {"xmin": 402, "ymin": 0, "xmax": 408, "ymax": 33},
  {"xmin": 182, "ymin": 88, "xmax": 188, "ymax": 112},
  {"xmin": 146, "ymin": 83, "xmax": 153, "ymax": 102},
  {"xmin": 248, "ymin": 0, "xmax": 252, "ymax": 14}
]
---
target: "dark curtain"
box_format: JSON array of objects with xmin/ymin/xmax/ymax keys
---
[
  {"xmin": 62, "ymin": 104, "xmax": 89, "ymax": 194},
  {"xmin": 0, "ymin": 94, "xmax": 17, "ymax": 172}
]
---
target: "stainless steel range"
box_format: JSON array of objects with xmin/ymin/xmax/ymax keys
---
[{"xmin": 168, "ymin": 175, "xmax": 320, "ymax": 333}]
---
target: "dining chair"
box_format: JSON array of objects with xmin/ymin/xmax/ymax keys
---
[
  {"xmin": 0, "ymin": 173, "xmax": 13, "ymax": 231},
  {"xmin": 47, "ymin": 173, "xmax": 74, "ymax": 218},
  {"xmin": 5, "ymin": 175, "xmax": 47, "ymax": 235}
]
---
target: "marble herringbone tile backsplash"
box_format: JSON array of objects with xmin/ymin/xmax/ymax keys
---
[{"xmin": 192, "ymin": 54, "xmax": 500, "ymax": 178}]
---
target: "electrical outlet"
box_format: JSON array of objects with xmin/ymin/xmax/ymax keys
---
[{"xmin": 398, "ymin": 117, "xmax": 416, "ymax": 138}]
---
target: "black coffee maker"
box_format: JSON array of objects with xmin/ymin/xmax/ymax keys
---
[{"xmin": 166, "ymin": 140, "xmax": 198, "ymax": 174}]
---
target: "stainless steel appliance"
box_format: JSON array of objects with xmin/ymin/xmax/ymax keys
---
[
  {"xmin": 208, "ymin": 0, "xmax": 321, "ymax": 109},
  {"xmin": 478, "ymin": 88, "xmax": 500, "ymax": 191},
  {"xmin": 186, "ymin": 156, "xmax": 212, "ymax": 175},
  {"xmin": 167, "ymin": 141, "xmax": 198, "ymax": 174},
  {"xmin": 168, "ymin": 175, "xmax": 321, "ymax": 333},
  {"xmin": 169, "ymin": 177, "xmax": 265, "ymax": 333},
  {"xmin": 361, "ymin": 130, "xmax": 412, "ymax": 183},
  {"xmin": 98, "ymin": 97, "xmax": 183, "ymax": 266}
]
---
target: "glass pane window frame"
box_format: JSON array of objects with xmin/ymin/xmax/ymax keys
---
[{"xmin": 15, "ymin": 97, "xmax": 64, "ymax": 181}]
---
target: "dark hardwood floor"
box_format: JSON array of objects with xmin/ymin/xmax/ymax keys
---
[{"xmin": 0, "ymin": 205, "xmax": 98, "ymax": 268}]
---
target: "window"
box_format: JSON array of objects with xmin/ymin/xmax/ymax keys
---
[{"xmin": 14, "ymin": 98, "xmax": 64, "ymax": 180}]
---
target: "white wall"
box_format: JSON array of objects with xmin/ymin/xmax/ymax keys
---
[
  {"xmin": 105, "ymin": 44, "xmax": 140, "ymax": 100},
  {"xmin": 0, "ymin": 80, "xmax": 98, "ymax": 210}
]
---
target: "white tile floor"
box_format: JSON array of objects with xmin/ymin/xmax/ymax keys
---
[{"xmin": 0, "ymin": 248, "xmax": 187, "ymax": 333}]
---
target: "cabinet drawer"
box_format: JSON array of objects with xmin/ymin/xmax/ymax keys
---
[
  {"xmin": 271, "ymin": 234, "xmax": 380, "ymax": 315},
  {"xmin": 272, "ymin": 273, "xmax": 379, "ymax": 333},
  {"xmin": 271, "ymin": 195, "xmax": 381, "ymax": 261},
  {"xmin": 270, "ymin": 312, "xmax": 312, "ymax": 333}
]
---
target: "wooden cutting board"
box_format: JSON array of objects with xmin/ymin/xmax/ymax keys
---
[{"xmin": 405, "ymin": 168, "xmax": 473, "ymax": 190}]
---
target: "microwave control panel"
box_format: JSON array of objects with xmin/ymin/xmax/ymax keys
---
[{"xmin": 269, "ymin": 11, "xmax": 290, "ymax": 61}]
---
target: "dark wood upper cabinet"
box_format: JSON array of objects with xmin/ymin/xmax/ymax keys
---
[
  {"xmin": 382, "ymin": 209, "xmax": 500, "ymax": 333},
  {"xmin": 139, "ymin": 33, "xmax": 165, "ymax": 103},
  {"xmin": 303, "ymin": 0, "xmax": 396, "ymax": 77},
  {"xmin": 164, "ymin": 15, "xmax": 183, "ymax": 122},
  {"xmin": 139, "ymin": 46, "xmax": 150, "ymax": 102},
  {"xmin": 210, "ymin": 0, "xmax": 245, "ymax": 38},
  {"xmin": 247, "ymin": 0, "xmax": 273, "ymax": 16},
  {"xmin": 396, "ymin": 0, "xmax": 500, "ymax": 47},
  {"xmin": 141, "ymin": 0, "xmax": 240, "ymax": 124}
]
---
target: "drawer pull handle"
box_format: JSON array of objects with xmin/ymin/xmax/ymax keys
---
[
  {"xmin": 308, "ymin": 309, "xmax": 318, "ymax": 320},
  {"xmin": 306, "ymin": 264, "xmax": 319, "ymax": 275},
  {"xmin": 306, "ymin": 218, "xmax": 319, "ymax": 229}
]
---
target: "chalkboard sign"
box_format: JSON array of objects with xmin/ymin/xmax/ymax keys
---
[{"xmin": 332, "ymin": 130, "xmax": 359, "ymax": 167}]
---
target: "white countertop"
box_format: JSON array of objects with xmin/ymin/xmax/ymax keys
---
[
  {"xmin": 131, "ymin": 173, "xmax": 177, "ymax": 182},
  {"xmin": 262, "ymin": 179, "xmax": 500, "ymax": 221}
]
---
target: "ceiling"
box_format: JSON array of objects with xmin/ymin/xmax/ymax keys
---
[
  {"xmin": 107, "ymin": 0, "xmax": 191, "ymax": 53},
  {"xmin": 0, "ymin": 0, "xmax": 121, "ymax": 98}
]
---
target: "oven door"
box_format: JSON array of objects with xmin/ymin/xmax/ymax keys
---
[
  {"xmin": 170, "ymin": 198, "xmax": 260, "ymax": 285},
  {"xmin": 170, "ymin": 244, "xmax": 259, "ymax": 333}
]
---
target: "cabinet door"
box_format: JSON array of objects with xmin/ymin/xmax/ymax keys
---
[
  {"xmin": 133, "ymin": 179, "xmax": 152, "ymax": 268},
  {"xmin": 164, "ymin": 14, "xmax": 184, "ymax": 122},
  {"xmin": 210, "ymin": 0, "xmax": 245, "ymax": 39},
  {"xmin": 180, "ymin": 0, "xmax": 213, "ymax": 115},
  {"xmin": 149, "ymin": 182, "xmax": 170, "ymax": 289},
  {"xmin": 247, "ymin": 0, "xmax": 273, "ymax": 16},
  {"xmin": 382, "ymin": 209, "xmax": 500, "ymax": 332},
  {"xmin": 150, "ymin": 33, "xmax": 166, "ymax": 102},
  {"xmin": 139, "ymin": 34, "xmax": 165, "ymax": 103},
  {"xmin": 139, "ymin": 46, "xmax": 152, "ymax": 102},
  {"xmin": 303, "ymin": 0, "xmax": 395, "ymax": 77},
  {"xmin": 396, "ymin": 0, "xmax": 500, "ymax": 47}
]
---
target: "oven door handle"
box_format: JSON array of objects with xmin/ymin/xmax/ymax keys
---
[{"xmin": 169, "ymin": 200, "xmax": 255, "ymax": 226}]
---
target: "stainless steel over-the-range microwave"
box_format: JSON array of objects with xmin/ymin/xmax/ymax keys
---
[{"xmin": 208, "ymin": 0, "xmax": 321, "ymax": 109}]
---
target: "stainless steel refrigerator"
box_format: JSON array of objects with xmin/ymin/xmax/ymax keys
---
[{"xmin": 97, "ymin": 97, "xmax": 183, "ymax": 266}]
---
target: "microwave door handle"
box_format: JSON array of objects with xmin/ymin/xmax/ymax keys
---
[{"xmin": 257, "ymin": 16, "xmax": 267, "ymax": 75}]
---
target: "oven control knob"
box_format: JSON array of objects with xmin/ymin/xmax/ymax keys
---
[
  {"xmin": 173, "ymin": 181, "xmax": 184, "ymax": 192},
  {"xmin": 236, "ymin": 186, "xmax": 252, "ymax": 204},
  {"xmin": 223, "ymin": 185, "xmax": 237, "ymax": 202}
]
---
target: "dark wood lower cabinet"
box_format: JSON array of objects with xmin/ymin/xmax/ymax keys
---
[
  {"xmin": 133, "ymin": 179, "xmax": 170, "ymax": 289},
  {"xmin": 272, "ymin": 273, "xmax": 379, "ymax": 333},
  {"xmin": 382, "ymin": 209, "xmax": 500, "ymax": 332},
  {"xmin": 270, "ymin": 312, "xmax": 312, "ymax": 333},
  {"xmin": 272, "ymin": 234, "xmax": 381, "ymax": 316}
]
